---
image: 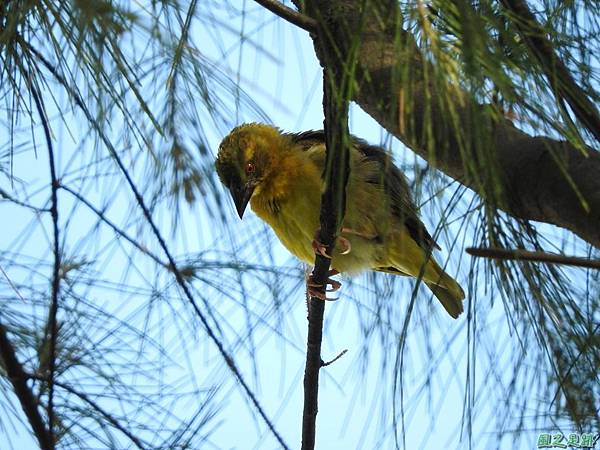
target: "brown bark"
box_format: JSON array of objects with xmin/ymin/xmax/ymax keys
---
[
  {"xmin": 467, "ymin": 247, "xmax": 600, "ymax": 269},
  {"xmin": 0, "ymin": 323, "xmax": 54, "ymax": 450},
  {"xmin": 293, "ymin": 0, "xmax": 600, "ymax": 249},
  {"xmin": 301, "ymin": 11, "xmax": 354, "ymax": 447}
]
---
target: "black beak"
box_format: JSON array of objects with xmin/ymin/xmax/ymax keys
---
[{"xmin": 229, "ymin": 182, "xmax": 254, "ymax": 219}]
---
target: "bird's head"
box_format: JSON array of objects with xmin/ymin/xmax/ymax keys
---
[{"xmin": 215, "ymin": 123, "xmax": 281, "ymax": 218}]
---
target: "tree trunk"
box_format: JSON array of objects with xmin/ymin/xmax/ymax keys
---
[{"xmin": 295, "ymin": 0, "xmax": 600, "ymax": 249}]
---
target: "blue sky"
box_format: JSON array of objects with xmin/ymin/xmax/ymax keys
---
[{"xmin": 0, "ymin": 1, "xmax": 595, "ymax": 449}]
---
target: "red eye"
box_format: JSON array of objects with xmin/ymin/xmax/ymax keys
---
[{"xmin": 245, "ymin": 162, "xmax": 256, "ymax": 175}]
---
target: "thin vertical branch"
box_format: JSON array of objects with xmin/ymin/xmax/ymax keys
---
[
  {"xmin": 302, "ymin": 293, "xmax": 326, "ymax": 450},
  {"xmin": 301, "ymin": 4, "xmax": 355, "ymax": 445},
  {"xmin": 0, "ymin": 323, "xmax": 54, "ymax": 450},
  {"xmin": 30, "ymin": 79, "xmax": 60, "ymax": 448}
]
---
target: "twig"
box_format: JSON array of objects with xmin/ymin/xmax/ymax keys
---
[
  {"xmin": 61, "ymin": 184, "xmax": 169, "ymax": 269},
  {"xmin": 29, "ymin": 77, "xmax": 60, "ymax": 447},
  {"xmin": 0, "ymin": 322, "xmax": 54, "ymax": 450},
  {"xmin": 0, "ymin": 187, "xmax": 51, "ymax": 213},
  {"xmin": 466, "ymin": 247, "xmax": 600, "ymax": 269},
  {"xmin": 101, "ymin": 112, "xmax": 291, "ymax": 450},
  {"xmin": 0, "ymin": 264, "xmax": 27, "ymax": 302},
  {"xmin": 301, "ymin": 58, "xmax": 352, "ymax": 450},
  {"xmin": 18, "ymin": 39, "xmax": 290, "ymax": 450},
  {"xmin": 253, "ymin": 0, "xmax": 317, "ymax": 32},
  {"xmin": 41, "ymin": 378, "xmax": 147, "ymax": 450},
  {"xmin": 500, "ymin": 0, "xmax": 600, "ymax": 142},
  {"xmin": 321, "ymin": 349, "xmax": 348, "ymax": 367}
]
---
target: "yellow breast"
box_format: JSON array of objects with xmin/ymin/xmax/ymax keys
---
[
  {"xmin": 249, "ymin": 150, "xmax": 380, "ymax": 273},
  {"xmin": 250, "ymin": 153, "xmax": 321, "ymax": 264}
]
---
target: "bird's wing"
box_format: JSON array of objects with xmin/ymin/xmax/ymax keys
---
[
  {"xmin": 288, "ymin": 130, "xmax": 440, "ymax": 252},
  {"xmin": 374, "ymin": 266, "xmax": 411, "ymax": 276},
  {"xmin": 288, "ymin": 130, "xmax": 327, "ymax": 151},
  {"xmin": 354, "ymin": 139, "xmax": 441, "ymax": 252}
]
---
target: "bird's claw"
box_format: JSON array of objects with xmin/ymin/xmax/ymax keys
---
[
  {"xmin": 306, "ymin": 270, "xmax": 341, "ymax": 301},
  {"xmin": 338, "ymin": 236, "xmax": 351, "ymax": 255},
  {"xmin": 312, "ymin": 229, "xmax": 352, "ymax": 257},
  {"xmin": 312, "ymin": 237, "xmax": 332, "ymax": 259},
  {"xmin": 307, "ymin": 277, "xmax": 341, "ymax": 293},
  {"xmin": 307, "ymin": 286, "xmax": 339, "ymax": 301}
]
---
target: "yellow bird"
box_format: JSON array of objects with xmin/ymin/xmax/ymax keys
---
[{"xmin": 215, "ymin": 123, "xmax": 465, "ymax": 318}]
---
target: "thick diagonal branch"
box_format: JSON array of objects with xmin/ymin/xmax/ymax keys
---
[{"xmin": 295, "ymin": 0, "xmax": 600, "ymax": 249}]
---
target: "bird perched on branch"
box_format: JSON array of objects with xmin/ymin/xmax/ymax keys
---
[{"xmin": 215, "ymin": 123, "xmax": 465, "ymax": 318}]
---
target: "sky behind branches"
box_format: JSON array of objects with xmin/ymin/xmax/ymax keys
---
[{"xmin": 0, "ymin": 1, "xmax": 596, "ymax": 449}]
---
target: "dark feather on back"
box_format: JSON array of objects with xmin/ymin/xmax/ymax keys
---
[{"xmin": 287, "ymin": 130, "xmax": 440, "ymax": 252}]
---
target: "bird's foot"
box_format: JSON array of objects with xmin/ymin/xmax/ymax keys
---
[
  {"xmin": 337, "ymin": 236, "xmax": 351, "ymax": 255},
  {"xmin": 312, "ymin": 233, "xmax": 331, "ymax": 259},
  {"xmin": 312, "ymin": 229, "xmax": 352, "ymax": 258},
  {"xmin": 306, "ymin": 269, "xmax": 341, "ymax": 301}
]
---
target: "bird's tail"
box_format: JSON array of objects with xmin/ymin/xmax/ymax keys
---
[
  {"xmin": 384, "ymin": 230, "xmax": 465, "ymax": 318},
  {"xmin": 423, "ymin": 260, "xmax": 464, "ymax": 319}
]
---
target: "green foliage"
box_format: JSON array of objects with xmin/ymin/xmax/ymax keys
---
[{"xmin": 0, "ymin": 0, "xmax": 598, "ymax": 448}]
